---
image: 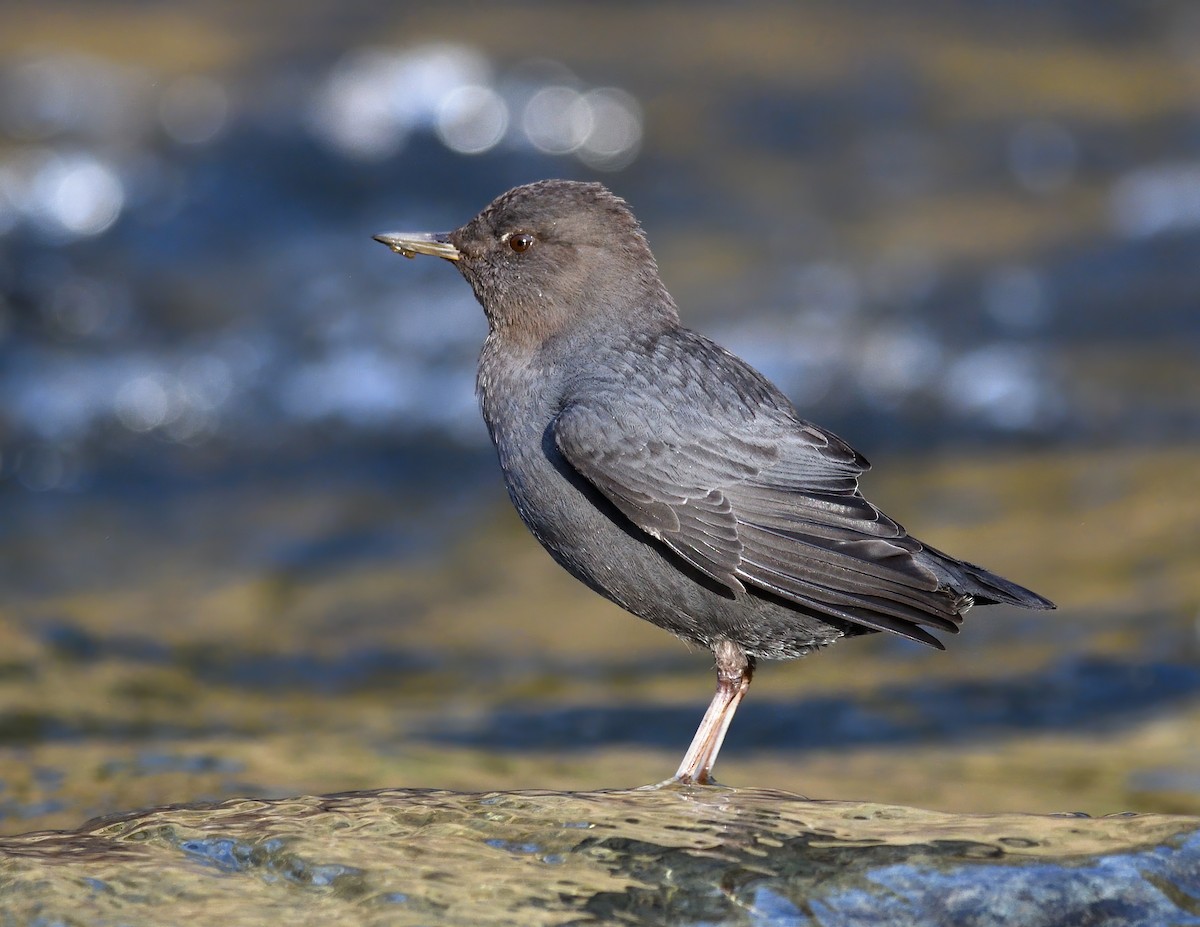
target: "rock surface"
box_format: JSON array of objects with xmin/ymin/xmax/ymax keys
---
[{"xmin": 2, "ymin": 786, "xmax": 1197, "ymax": 926}]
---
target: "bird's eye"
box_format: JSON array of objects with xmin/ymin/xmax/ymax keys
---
[{"xmin": 508, "ymin": 232, "xmax": 535, "ymax": 253}]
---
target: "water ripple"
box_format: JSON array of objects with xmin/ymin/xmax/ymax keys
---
[{"xmin": 0, "ymin": 786, "xmax": 1195, "ymax": 925}]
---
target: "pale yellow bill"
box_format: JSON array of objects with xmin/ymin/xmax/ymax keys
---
[{"xmin": 373, "ymin": 232, "xmax": 461, "ymax": 261}]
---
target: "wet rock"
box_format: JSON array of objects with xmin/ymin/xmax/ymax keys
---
[{"xmin": 0, "ymin": 786, "xmax": 1196, "ymax": 925}]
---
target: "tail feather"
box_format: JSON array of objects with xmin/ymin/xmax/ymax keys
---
[{"xmin": 922, "ymin": 544, "xmax": 1055, "ymax": 611}]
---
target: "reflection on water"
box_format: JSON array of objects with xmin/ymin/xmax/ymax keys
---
[
  {"xmin": 0, "ymin": 445, "xmax": 1197, "ymax": 834},
  {"xmin": 423, "ymin": 657, "xmax": 1200, "ymax": 753},
  {"xmin": 2, "ymin": 4, "xmax": 1200, "ymax": 494},
  {"xmin": 308, "ymin": 45, "xmax": 642, "ymax": 168},
  {"xmin": 1, "ymin": 786, "xmax": 1197, "ymax": 925}
]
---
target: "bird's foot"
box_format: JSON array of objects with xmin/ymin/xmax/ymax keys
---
[{"xmin": 637, "ymin": 773, "xmax": 724, "ymax": 791}]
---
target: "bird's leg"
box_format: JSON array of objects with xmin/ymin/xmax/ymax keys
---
[{"xmin": 674, "ymin": 640, "xmax": 755, "ymax": 784}]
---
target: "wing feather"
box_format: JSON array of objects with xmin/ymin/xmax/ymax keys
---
[
  {"xmin": 553, "ymin": 393, "xmax": 967, "ymax": 649},
  {"xmin": 550, "ymin": 326, "xmax": 981, "ymax": 649}
]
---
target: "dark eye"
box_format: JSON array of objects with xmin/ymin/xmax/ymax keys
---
[{"xmin": 508, "ymin": 232, "xmax": 535, "ymax": 253}]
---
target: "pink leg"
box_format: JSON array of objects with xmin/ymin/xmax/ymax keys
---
[{"xmin": 674, "ymin": 640, "xmax": 755, "ymax": 784}]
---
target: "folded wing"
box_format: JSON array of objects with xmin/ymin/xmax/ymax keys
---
[{"xmin": 554, "ymin": 399, "xmax": 965, "ymax": 649}]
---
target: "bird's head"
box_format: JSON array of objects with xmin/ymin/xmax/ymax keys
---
[{"xmin": 375, "ymin": 180, "xmax": 677, "ymax": 344}]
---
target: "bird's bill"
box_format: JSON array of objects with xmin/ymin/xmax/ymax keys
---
[{"xmin": 373, "ymin": 231, "xmax": 461, "ymax": 261}]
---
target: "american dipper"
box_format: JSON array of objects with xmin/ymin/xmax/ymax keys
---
[{"xmin": 376, "ymin": 180, "xmax": 1054, "ymax": 784}]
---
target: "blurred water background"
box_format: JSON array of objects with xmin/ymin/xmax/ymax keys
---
[{"xmin": 0, "ymin": 0, "xmax": 1199, "ymax": 874}]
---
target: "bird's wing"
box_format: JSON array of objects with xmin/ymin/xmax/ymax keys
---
[{"xmin": 553, "ymin": 397, "xmax": 963, "ymax": 648}]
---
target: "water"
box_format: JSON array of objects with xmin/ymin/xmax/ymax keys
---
[
  {"xmin": 2, "ymin": 786, "xmax": 1198, "ymax": 926},
  {"xmin": 3, "ymin": 3, "xmax": 1199, "ymax": 492},
  {"xmin": 1, "ymin": 3, "xmax": 1199, "ymax": 923}
]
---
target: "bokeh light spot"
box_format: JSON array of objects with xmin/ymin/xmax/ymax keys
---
[
  {"xmin": 576, "ymin": 88, "xmax": 642, "ymax": 170},
  {"xmin": 523, "ymin": 86, "xmax": 591, "ymax": 155},
  {"xmin": 159, "ymin": 76, "xmax": 229, "ymax": 145},
  {"xmin": 114, "ymin": 375, "xmax": 171, "ymax": 432},
  {"xmin": 436, "ymin": 85, "xmax": 508, "ymax": 155},
  {"xmin": 31, "ymin": 153, "xmax": 125, "ymax": 238}
]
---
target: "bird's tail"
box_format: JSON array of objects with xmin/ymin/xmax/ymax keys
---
[{"xmin": 922, "ymin": 544, "xmax": 1055, "ymax": 610}]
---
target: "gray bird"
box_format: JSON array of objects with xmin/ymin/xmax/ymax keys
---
[{"xmin": 376, "ymin": 180, "xmax": 1054, "ymax": 785}]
